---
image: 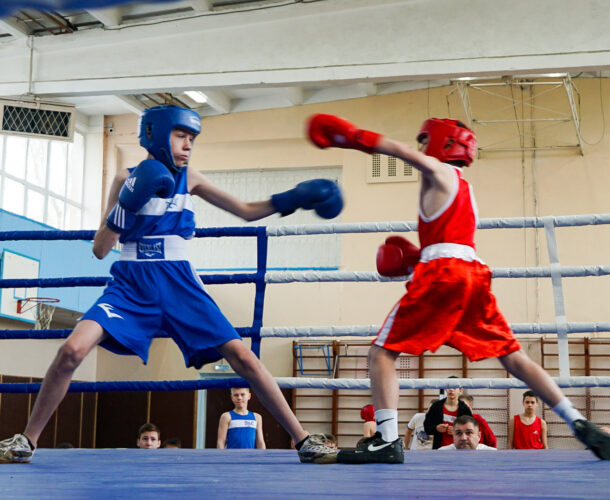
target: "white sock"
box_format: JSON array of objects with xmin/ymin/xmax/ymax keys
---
[
  {"xmin": 552, "ymin": 398, "xmax": 585, "ymax": 431},
  {"xmin": 375, "ymin": 409, "xmax": 398, "ymax": 442}
]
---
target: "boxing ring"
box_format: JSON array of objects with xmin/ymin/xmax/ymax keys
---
[
  {"xmin": 2, "ymin": 449, "xmax": 609, "ymax": 499},
  {"xmin": 1, "ymin": 213, "xmax": 610, "ymax": 498}
]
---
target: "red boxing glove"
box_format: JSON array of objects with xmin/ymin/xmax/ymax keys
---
[
  {"xmin": 376, "ymin": 235, "xmax": 421, "ymax": 277},
  {"xmin": 307, "ymin": 113, "xmax": 382, "ymax": 154},
  {"xmin": 361, "ymin": 404, "xmax": 375, "ymax": 422}
]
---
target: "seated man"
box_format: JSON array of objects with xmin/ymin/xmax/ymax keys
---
[
  {"xmin": 137, "ymin": 423, "xmax": 161, "ymax": 449},
  {"xmin": 439, "ymin": 415, "xmax": 496, "ymax": 450},
  {"xmin": 459, "ymin": 394, "xmax": 497, "ymax": 448}
]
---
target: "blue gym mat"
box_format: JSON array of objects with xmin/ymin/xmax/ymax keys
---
[{"xmin": 2, "ymin": 449, "xmax": 609, "ymax": 499}]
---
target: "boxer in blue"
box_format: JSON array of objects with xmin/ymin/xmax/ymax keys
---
[{"xmin": 0, "ymin": 105, "xmax": 342, "ymax": 464}]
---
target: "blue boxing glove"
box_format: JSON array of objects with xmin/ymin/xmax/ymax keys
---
[
  {"xmin": 271, "ymin": 179, "xmax": 343, "ymax": 219},
  {"xmin": 106, "ymin": 159, "xmax": 175, "ymax": 233}
]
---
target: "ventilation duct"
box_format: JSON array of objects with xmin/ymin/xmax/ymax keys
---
[{"xmin": 0, "ymin": 98, "xmax": 75, "ymax": 141}]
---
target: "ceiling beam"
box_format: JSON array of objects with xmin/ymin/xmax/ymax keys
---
[
  {"xmin": 358, "ymin": 82, "xmax": 377, "ymax": 97},
  {"xmin": 0, "ymin": 18, "xmax": 30, "ymax": 39},
  {"xmin": 182, "ymin": 1, "xmax": 212, "ymax": 12},
  {"xmin": 203, "ymin": 90, "xmax": 231, "ymax": 114},
  {"xmin": 284, "ymin": 87, "xmax": 303, "ymax": 105},
  {"xmin": 86, "ymin": 7, "xmax": 123, "ymax": 27},
  {"xmin": 115, "ymin": 94, "xmax": 146, "ymax": 114},
  {"xmin": 1, "ymin": 0, "xmax": 609, "ymax": 103}
]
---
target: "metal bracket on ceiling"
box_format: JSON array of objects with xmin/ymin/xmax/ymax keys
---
[{"xmin": 451, "ymin": 75, "xmax": 584, "ymax": 156}]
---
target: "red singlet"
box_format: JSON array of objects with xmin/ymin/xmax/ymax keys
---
[
  {"xmin": 512, "ymin": 415, "xmax": 544, "ymax": 449},
  {"xmin": 440, "ymin": 406, "xmax": 458, "ymax": 447},
  {"xmin": 374, "ymin": 165, "xmax": 521, "ymax": 361}
]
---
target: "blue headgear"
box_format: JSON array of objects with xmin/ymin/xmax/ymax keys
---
[{"xmin": 138, "ymin": 105, "xmax": 202, "ymax": 172}]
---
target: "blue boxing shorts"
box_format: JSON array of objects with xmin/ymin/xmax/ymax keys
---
[{"xmin": 81, "ymin": 239, "xmax": 241, "ymax": 369}]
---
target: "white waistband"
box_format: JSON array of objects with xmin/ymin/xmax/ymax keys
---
[
  {"xmin": 120, "ymin": 235, "xmax": 188, "ymax": 261},
  {"xmin": 420, "ymin": 243, "xmax": 484, "ymax": 264}
]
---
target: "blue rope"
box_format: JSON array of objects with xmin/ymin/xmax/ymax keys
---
[
  {"xmin": 0, "ymin": 377, "xmax": 251, "ymax": 394},
  {"xmin": 0, "ymin": 273, "xmax": 259, "ymax": 289},
  {"xmin": 250, "ymin": 228, "xmax": 268, "ymax": 358},
  {"xmin": 0, "ymin": 230, "xmax": 96, "ymax": 241},
  {"xmin": 0, "ymin": 227, "xmax": 263, "ymax": 242},
  {"xmin": 0, "ymin": 327, "xmax": 260, "ymax": 340}
]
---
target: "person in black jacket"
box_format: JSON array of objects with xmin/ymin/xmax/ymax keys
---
[{"xmin": 424, "ymin": 378, "xmax": 472, "ymax": 449}]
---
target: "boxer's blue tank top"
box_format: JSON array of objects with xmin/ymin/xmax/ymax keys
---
[
  {"xmin": 226, "ymin": 411, "xmax": 257, "ymax": 449},
  {"xmin": 119, "ymin": 166, "xmax": 195, "ymax": 243}
]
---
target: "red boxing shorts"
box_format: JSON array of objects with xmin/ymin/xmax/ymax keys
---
[{"xmin": 374, "ymin": 258, "xmax": 521, "ymax": 361}]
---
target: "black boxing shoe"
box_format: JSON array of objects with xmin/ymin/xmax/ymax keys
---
[
  {"xmin": 338, "ymin": 432, "xmax": 404, "ymax": 464},
  {"xmin": 573, "ymin": 419, "xmax": 610, "ymax": 460}
]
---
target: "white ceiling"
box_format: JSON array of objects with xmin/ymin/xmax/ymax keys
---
[{"xmin": 0, "ymin": 0, "xmax": 609, "ymax": 118}]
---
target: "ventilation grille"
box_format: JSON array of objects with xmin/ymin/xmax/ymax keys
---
[
  {"xmin": 0, "ymin": 99, "xmax": 75, "ymax": 141},
  {"xmin": 367, "ymin": 153, "xmax": 418, "ymax": 183}
]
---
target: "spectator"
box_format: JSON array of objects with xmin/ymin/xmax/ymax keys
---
[
  {"xmin": 459, "ymin": 394, "xmax": 497, "ymax": 448},
  {"xmin": 439, "ymin": 415, "xmax": 496, "ymax": 450},
  {"xmin": 137, "ymin": 423, "xmax": 161, "ymax": 449},
  {"xmin": 424, "ymin": 377, "xmax": 472, "ymax": 449},
  {"xmin": 509, "ymin": 390, "xmax": 548, "ymax": 449},
  {"xmin": 217, "ymin": 388, "xmax": 265, "ymax": 449},
  {"xmin": 161, "ymin": 438, "xmax": 181, "ymax": 449},
  {"xmin": 404, "ymin": 399, "xmax": 438, "ymax": 450},
  {"xmin": 361, "ymin": 404, "xmax": 376, "ymax": 438},
  {"xmin": 56, "ymin": 442, "xmax": 74, "ymax": 449}
]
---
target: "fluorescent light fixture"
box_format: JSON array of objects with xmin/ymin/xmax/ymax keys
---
[
  {"xmin": 455, "ymin": 77, "xmax": 477, "ymax": 81},
  {"xmin": 185, "ymin": 91, "xmax": 208, "ymax": 104}
]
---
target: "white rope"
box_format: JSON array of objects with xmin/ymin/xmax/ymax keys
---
[
  {"xmin": 266, "ymin": 271, "xmax": 403, "ymax": 283},
  {"xmin": 265, "ymin": 213, "xmax": 610, "ymax": 236},
  {"xmin": 491, "ymin": 266, "xmax": 610, "ymax": 278},
  {"xmin": 265, "ymin": 266, "xmax": 610, "ymax": 283},
  {"xmin": 260, "ymin": 322, "xmax": 610, "ymax": 338},
  {"xmin": 274, "ymin": 376, "xmax": 610, "ymax": 390}
]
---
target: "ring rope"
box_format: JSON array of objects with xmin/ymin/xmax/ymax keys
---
[
  {"xmin": 0, "ymin": 264, "xmax": 607, "ymax": 291},
  {"xmin": 257, "ymin": 322, "xmax": 610, "ymax": 337},
  {"xmin": 1, "ymin": 322, "xmax": 609, "ymax": 341},
  {"xmin": 0, "ymin": 327, "xmax": 259, "ymax": 340},
  {"xmin": 2, "ymin": 376, "xmax": 610, "ymax": 394},
  {"xmin": 0, "ymin": 214, "xmax": 608, "ymax": 242}
]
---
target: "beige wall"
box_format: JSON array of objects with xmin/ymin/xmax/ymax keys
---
[
  {"xmin": 0, "ymin": 317, "xmax": 98, "ymax": 381},
  {"xmin": 93, "ymin": 78, "xmax": 610, "ymax": 381}
]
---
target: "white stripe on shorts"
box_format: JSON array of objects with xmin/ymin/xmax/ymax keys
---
[{"xmin": 375, "ymin": 301, "xmax": 400, "ymax": 347}]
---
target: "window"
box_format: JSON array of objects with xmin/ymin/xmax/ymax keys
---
[
  {"xmin": 0, "ymin": 132, "xmax": 85, "ymax": 229},
  {"xmin": 190, "ymin": 167, "xmax": 342, "ymax": 271}
]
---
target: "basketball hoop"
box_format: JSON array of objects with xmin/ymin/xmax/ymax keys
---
[{"xmin": 17, "ymin": 297, "xmax": 60, "ymax": 330}]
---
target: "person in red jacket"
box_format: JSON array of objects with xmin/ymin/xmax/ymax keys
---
[
  {"xmin": 459, "ymin": 394, "xmax": 497, "ymax": 448},
  {"xmin": 509, "ymin": 390, "xmax": 548, "ymax": 449}
]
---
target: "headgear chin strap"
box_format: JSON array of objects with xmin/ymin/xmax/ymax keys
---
[
  {"xmin": 416, "ymin": 118, "xmax": 477, "ymax": 166},
  {"xmin": 139, "ymin": 105, "xmax": 202, "ymax": 172}
]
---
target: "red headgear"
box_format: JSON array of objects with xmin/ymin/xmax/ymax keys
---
[
  {"xmin": 360, "ymin": 404, "xmax": 375, "ymax": 422},
  {"xmin": 416, "ymin": 118, "xmax": 477, "ymax": 166}
]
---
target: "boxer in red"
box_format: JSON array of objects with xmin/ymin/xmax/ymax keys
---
[{"xmin": 307, "ymin": 113, "xmax": 610, "ymax": 463}]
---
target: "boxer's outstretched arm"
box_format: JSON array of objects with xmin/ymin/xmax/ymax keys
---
[
  {"xmin": 189, "ymin": 168, "xmax": 276, "ymax": 221},
  {"xmin": 306, "ymin": 113, "xmax": 454, "ymax": 191}
]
